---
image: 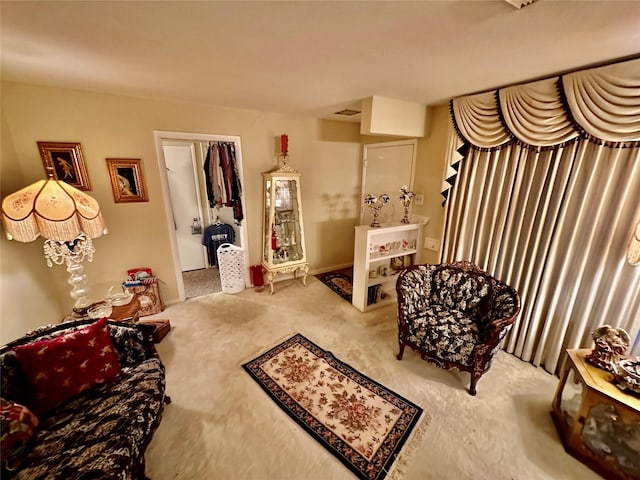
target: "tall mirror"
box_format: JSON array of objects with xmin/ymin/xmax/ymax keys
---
[{"xmin": 359, "ymin": 139, "xmax": 417, "ymax": 226}]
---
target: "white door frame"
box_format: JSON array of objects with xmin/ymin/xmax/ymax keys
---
[{"xmin": 153, "ymin": 130, "xmax": 250, "ymax": 301}]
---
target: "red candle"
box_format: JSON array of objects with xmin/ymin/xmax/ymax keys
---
[{"xmin": 281, "ymin": 134, "xmax": 288, "ymax": 154}]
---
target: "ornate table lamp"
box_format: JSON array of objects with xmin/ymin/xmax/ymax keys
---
[{"xmin": 1, "ymin": 172, "xmax": 107, "ymax": 312}]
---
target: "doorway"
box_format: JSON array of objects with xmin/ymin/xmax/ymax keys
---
[
  {"xmin": 154, "ymin": 131, "xmax": 250, "ymax": 301},
  {"xmin": 162, "ymin": 141, "xmax": 220, "ymax": 299}
]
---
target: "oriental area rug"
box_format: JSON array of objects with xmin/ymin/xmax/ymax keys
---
[
  {"xmin": 242, "ymin": 333, "xmax": 427, "ymax": 480},
  {"xmin": 317, "ymin": 272, "xmax": 353, "ymax": 303}
]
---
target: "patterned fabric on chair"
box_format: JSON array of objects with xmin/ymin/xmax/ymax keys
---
[{"xmin": 396, "ymin": 261, "xmax": 520, "ymax": 395}]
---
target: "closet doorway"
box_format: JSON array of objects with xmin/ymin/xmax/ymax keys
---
[{"xmin": 154, "ymin": 131, "xmax": 249, "ymax": 301}]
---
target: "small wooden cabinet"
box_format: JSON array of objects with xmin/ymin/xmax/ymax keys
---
[
  {"xmin": 261, "ymin": 164, "xmax": 309, "ymax": 294},
  {"xmin": 352, "ymin": 223, "xmax": 423, "ymax": 312},
  {"xmin": 551, "ymin": 349, "xmax": 640, "ymax": 480}
]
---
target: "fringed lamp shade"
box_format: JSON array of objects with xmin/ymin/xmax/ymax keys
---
[{"xmin": 1, "ymin": 177, "xmax": 106, "ymax": 243}]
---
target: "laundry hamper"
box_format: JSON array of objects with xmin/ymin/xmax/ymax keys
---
[{"xmin": 216, "ymin": 243, "xmax": 246, "ymax": 294}]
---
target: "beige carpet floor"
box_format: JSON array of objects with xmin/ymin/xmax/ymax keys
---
[
  {"xmin": 182, "ymin": 268, "xmax": 222, "ymax": 299},
  {"xmin": 144, "ymin": 275, "xmax": 602, "ymax": 480}
]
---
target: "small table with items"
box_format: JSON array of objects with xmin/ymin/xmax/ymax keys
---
[
  {"xmin": 107, "ymin": 295, "xmax": 141, "ymax": 322},
  {"xmin": 63, "ymin": 296, "xmax": 170, "ymax": 344},
  {"xmin": 551, "ymin": 349, "xmax": 640, "ymax": 480},
  {"xmin": 66, "ymin": 295, "xmax": 141, "ymax": 323}
]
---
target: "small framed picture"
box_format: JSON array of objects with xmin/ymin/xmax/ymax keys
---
[
  {"xmin": 38, "ymin": 141, "xmax": 91, "ymax": 190},
  {"xmin": 106, "ymin": 158, "xmax": 148, "ymax": 203},
  {"xmin": 390, "ymin": 256, "xmax": 405, "ymax": 271}
]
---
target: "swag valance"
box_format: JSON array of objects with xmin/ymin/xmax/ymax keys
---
[{"xmin": 442, "ymin": 58, "xmax": 640, "ymax": 202}]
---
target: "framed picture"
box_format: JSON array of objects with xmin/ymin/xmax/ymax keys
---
[
  {"xmin": 38, "ymin": 141, "xmax": 91, "ymax": 190},
  {"xmin": 390, "ymin": 256, "xmax": 405, "ymax": 271},
  {"xmin": 106, "ymin": 158, "xmax": 148, "ymax": 203}
]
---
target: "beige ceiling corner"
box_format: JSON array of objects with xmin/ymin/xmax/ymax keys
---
[{"xmin": 360, "ymin": 96, "xmax": 429, "ymax": 138}]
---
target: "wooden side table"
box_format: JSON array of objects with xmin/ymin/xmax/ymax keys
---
[
  {"xmin": 551, "ymin": 349, "xmax": 640, "ymax": 480},
  {"xmin": 108, "ymin": 295, "xmax": 141, "ymax": 322},
  {"xmin": 64, "ymin": 296, "xmax": 141, "ymax": 323}
]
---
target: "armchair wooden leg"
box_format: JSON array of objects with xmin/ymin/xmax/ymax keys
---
[
  {"xmin": 397, "ymin": 342, "xmax": 405, "ymax": 360},
  {"xmin": 469, "ymin": 373, "xmax": 479, "ymax": 396}
]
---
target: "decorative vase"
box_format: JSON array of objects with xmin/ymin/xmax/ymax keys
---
[
  {"xmin": 399, "ymin": 186, "xmax": 414, "ymax": 224},
  {"xmin": 364, "ymin": 193, "xmax": 390, "ymax": 228},
  {"xmin": 370, "ymin": 208, "xmax": 381, "ymax": 228},
  {"xmin": 401, "ymin": 203, "xmax": 411, "ymax": 223}
]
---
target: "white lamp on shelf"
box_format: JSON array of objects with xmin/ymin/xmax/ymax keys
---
[{"xmin": 1, "ymin": 170, "xmax": 107, "ymax": 312}]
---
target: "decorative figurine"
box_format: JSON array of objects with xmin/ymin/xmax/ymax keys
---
[
  {"xmin": 399, "ymin": 185, "xmax": 414, "ymax": 224},
  {"xmin": 586, "ymin": 325, "xmax": 631, "ymax": 372},
  {"xmin": 364, "ymin": 193, "xmax": 390, "ymax": 227}
]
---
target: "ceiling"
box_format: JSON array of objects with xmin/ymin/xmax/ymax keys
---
[{"xmin": 2, "ymin": 1, "xmax": 640, "ymax": 122}]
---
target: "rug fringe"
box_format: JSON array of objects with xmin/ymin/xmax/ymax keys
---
[{"xmin": 386, "ymin": 410, "xmax": 432, "ymax": 480}]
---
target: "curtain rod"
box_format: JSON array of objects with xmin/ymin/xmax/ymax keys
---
[{"xmin": 450, "ymin": 52, "xmax": 640, "ymax": 103}]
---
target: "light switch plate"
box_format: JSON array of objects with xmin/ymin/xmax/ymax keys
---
[
  {"xmin": 424, "ymin": 237, "xmax": 439, "ymax": 251},
  {"xmin": 414, "ymin": 194, "xmax": 424, "ymax": 205}
]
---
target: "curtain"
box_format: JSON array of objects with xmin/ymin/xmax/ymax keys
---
[{"xmin": 442, "ymin": 58, "xmax": 640, "ymax": 374}]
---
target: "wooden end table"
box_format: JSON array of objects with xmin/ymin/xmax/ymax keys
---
[
  {"xmin": 64, "ymin": 295, "xmax": 141, "ymax": 323},
  {"xmin": 551, "ymin": 349, "xmax": 640, "ymax": 480},
  {"xmin": 108, "ymin": 295, "xmax": 141, "ymax": 322}
]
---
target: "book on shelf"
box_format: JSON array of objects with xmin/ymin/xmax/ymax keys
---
[{"xmin": 367, "ymin": 284, "xmax": 384, "ymax": 305}]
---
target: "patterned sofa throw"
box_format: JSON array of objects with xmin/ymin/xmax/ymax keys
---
[
  {"xmin": 396, "ymin": 261, "xmax": 520, "ymax": 395},
  {"xmin": 0, "ymin": 319, "xmax": 167, "ymax": 479}
]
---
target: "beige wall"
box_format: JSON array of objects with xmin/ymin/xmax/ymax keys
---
[
  {"xmin": 413, "ymin": 104, "xmax": 449, "ymax": 264},
  {"xmin": 1, "ymin": 106, "xmax": 67, "ymax": 342},
  {"xmin": 0, "ymin": 82, "xmax": 449, "ymax": 343}
]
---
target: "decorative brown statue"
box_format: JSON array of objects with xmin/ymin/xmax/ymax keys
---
[{"xmin": 586, "ymin": 325, "xmax": 630, "ymax": 372}]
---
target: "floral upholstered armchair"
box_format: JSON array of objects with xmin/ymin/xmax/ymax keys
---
[{"xmin": 396, "ymin": 261, "xmax": 520, "ymax": 395}]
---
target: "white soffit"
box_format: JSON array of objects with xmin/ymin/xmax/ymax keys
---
[{"xmin": 360, "ymin": 96, "xmax": 428, "ymax": 138}]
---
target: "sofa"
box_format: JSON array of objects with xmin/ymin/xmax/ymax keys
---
[
  {"xmin": 0, "ymin": 318, "xmax": 167, "ymax": 479},
  {"xmin": 396, "ymin": 261, "xmax": 521, "ymax": 395}
]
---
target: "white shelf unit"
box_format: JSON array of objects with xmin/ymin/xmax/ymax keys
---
[{"xmin": 352, "ymin": 222, "xmax": 423, "ymax": 312}]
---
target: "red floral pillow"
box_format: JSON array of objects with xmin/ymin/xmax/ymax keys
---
[
  {"xmin": 0, "ymin": 398, "xmax": 39, "ymax": 471},
  {"xmin": 14, "ymin": 318, "xmax": 121, "ymax": 416}
]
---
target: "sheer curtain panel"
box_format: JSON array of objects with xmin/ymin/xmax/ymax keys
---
[{"xmin": 442, "ymin": 58, "xmax": 640, "ymax": 374}]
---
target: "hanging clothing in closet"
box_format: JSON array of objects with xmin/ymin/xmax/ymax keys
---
[
  {"xmin": 203, "ymin": 142, "xmax": 244, "ymax": 224},
  {"xmin": 202, "ymin": 220, "xmax": 235, "ymax": 267}
]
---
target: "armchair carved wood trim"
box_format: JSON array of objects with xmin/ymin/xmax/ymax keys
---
[{"xmin": 396, "ymin": 261, "xmax": 521, "ymax": 395}]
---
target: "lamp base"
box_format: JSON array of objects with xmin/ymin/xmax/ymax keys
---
[
  {"xmin": 44, "ymin": 234, "xmax": 95, "ymax": 310},
  {"xmin": 66, "ymin": 255, "xmax": 93, "ymax": 310}
]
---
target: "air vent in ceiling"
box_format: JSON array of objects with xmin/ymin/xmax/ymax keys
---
[
  {"xmin": 504, "ymin": 0, "xmax": 538, "ymax": 8},
  {"xmin": 334, "ymin": 109, "xmax": 361, "ymax": 116}
]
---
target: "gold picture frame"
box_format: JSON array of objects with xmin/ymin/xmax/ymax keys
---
[
  {"xmin": 106, "ymin": 158, "xmax": 148, "ymax": 203},
  {"xmin": 390, "ymin": 256, "xmax": 405, "ymax": 271},
  {"xmin": 38, "ymin": 141, "xmax": 91, "ymax": 191}
]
